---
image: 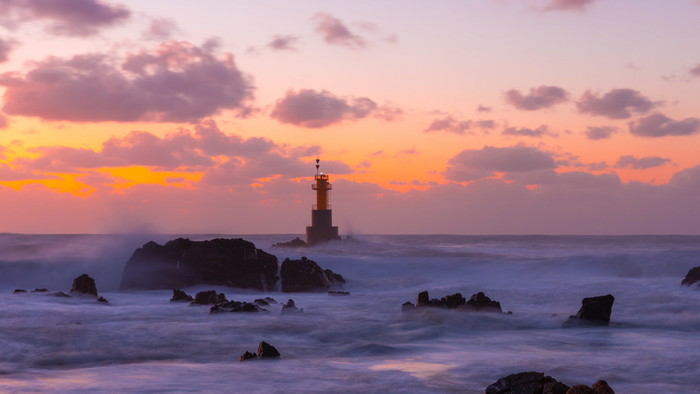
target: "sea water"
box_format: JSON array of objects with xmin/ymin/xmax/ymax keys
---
[{"xmin": 0, "ymin": 234, "xmax": 699, "ymax": 393}]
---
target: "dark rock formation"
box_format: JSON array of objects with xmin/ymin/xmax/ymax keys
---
[
  {"xmin": 564, "ymin": 294, "xmax": 614, "ymax": 327},
  {"xmin": 54, "ymin": 291, "xmax": 71, "ymax": 298},
  {"xmin": 170, "ymin": 289, "xmax": 194, "ymax": 302},
  {"xmin": 485, "ymin": 372, "xmax": 569, "ymax": 394},
  {"xmin": 681, "ymin": 266, "xmax": 700, "ymax": 287},
  {"xmin": 566, "ymin": 385, "xmax": 594, "ymax": 394},
  {"xmin": 120, "ymin": 238, "xmax": 279, "ymax": 290},
  {"xmin": 281, "ymin": 299, "xmax": 303, "ymax": 314},
  {"xmin": 97, "ymin": 296, "xmax": 109, "ymax": 304},
  {"xmin": 257, "ymin": 341, "xmax": 280, "ymax": 358},
  {"xmin": 280, "ymin": 257, "xmax": 331, "ymax": 292},
  {"xmin": 32, "ymin": 288, "xmax": 49, "ymax": 293},
  {"xmin": 273, "ymin": 237, "xmax": 307, "ymax": 248},
  {"xmin": 192, "ymin": 290, "xmax": 227, "ymax": 305},
  {"xmin": 239, "ymin": 351, "xmax": 257, "ymax": 361},
  {"xmin": 210, "ymin": 300, "xmax": 266, "ymax": 313},
  {"xmin": 324, "ymin": 269, "xmax": 346, "ymax": 284},
  {"xmin": 71, "ymin": 274, "xmax": 98, "ymax": 296},
  {"xmin": 13, "ymin": 289, "xmax": 27, "ymax": 294},
  {"xmin": 590, "ymin": 380, "xmax": 615, "ymax": 394},
  {"xmin": 328, "ymin": 290, "xmax": 350, "ymax": 296},
  {"xmin": 254, "ymin": 297, "xmax": 277, "ymax": 306},
  {"xmin": 404, "ymin": 290, "xmax": 502, "ymax": 312}
]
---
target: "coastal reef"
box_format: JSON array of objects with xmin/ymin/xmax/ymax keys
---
[{"xmin": 485, "ymin": 371, "xmax": 615, "ymax": 394}]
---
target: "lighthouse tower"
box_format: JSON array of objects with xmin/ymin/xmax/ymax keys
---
[{"xmin": 306, "ymin": 159, "xmax": 339, "ymax": 246}]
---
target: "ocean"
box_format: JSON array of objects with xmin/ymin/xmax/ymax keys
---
[{"xmin": 0, "ymin": 234, "xmax": 699, "ymax": 393}]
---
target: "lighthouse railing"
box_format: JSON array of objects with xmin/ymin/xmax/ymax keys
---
[{"xmin": 312, "ymin": 204, "xmax": 332, "ymax": 210}]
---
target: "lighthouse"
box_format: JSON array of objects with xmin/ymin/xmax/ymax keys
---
[{"xmin": 306, "ymin": 159, "xmax": 339, "ymax": 246}]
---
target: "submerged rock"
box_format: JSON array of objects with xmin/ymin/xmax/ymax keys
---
[
  {"xmin": 466, "ymin": 291, "xmax": 502, "ymax": 312},
  {"xmin": 681, "ymin": 266, "xmax": 700, "ymax": 287},
  {"xmin": 404, "ymin": 290, "xmax": 503, "ymax": 313},
  {"xmin": 328, "ymin": 290, "xmax": 350, "ymax": 296},
  {"xmin": 257, "ymin": 341, "xmax": 280, "ymax": 358},
  {"xmin": 192, "ymin": 290, "xmax": 227, "ymax": 305},
  {"xmin": 564, "ymin": 294, "xmax": 614, "ymax": 327},
  {"xmin": 54, "ymin": 291, "xmax": 71, "ymax": 298},
  {"xmin": 239, "ymin": 351, "xmax": 257, "ymax": 361},
  {"xmin": 281, "ymin": 299, "xmax": 303, "ymax": 314},
  {"xmin": 71, "ymin": 274, "xmax": 98, "ymax": 296},
  {"xmin": 12, "ymin": 289, "xmax": 27, "ymax": 294},
  {"xmin": 272, "ymin": 237, "xmax": 308, "ymax": 248},
  {"xmin": 120, "ymin": 238, "xmax": 279, "ymax": 291},
  {"xmin": 280, "ymin": 257, "xmax": 331, "ymax": 292},
  {"xmin": 210, "ymin": 300, "xmax": 266, "ymax": 313},
  {"xmin": 485, "ymin": 371, "xmax": 569, "ymax": 394},
  {"xmin": 97, "ymin": 296, "xmax": 109, "ymax": 304},
  {"xmin": 32, "ymin": 288, "xmax": 49, "ymax": 293},
  {"xmin": 170, "ymin": 289, "xmax": 194, "ymax": 302}
]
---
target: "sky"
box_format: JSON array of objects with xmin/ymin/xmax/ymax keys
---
[{"xmin": 0, "ymin": 0, "xmax": 699, "ymax": 235}]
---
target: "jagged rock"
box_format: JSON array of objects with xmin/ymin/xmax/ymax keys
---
[
  {"xmin": 681, "ymin": 266, "xmax": 700, "ymax": 286},
  {"xmin": 192, "ymin": 290, "xmax": 227, "ymax": 305},
  {"xmin": 254, "ymin": 298, "xmax": 270, "ymax": 306},
  {"xmin": 70, "ymin": 274, "xmax": 98, "ymax": 296},
  {"xmin": 32, "ymin": 288, "xmax": 49, "ymax": 293},
  {"xmin": 465, "ymin": 291, "xmax": 502, "ymax": 312},
  {"xmin": 564, "ymin": 294, "xmax": 614, "ymax": 327},
  {"xmin": 210, "ymin": 300, "xmax": 266, "ymax": 313},
  {"xmin": 417, "ymin": 291, "xmax": 430, "ymax": 306},
  {"xmin": 590, "ymin": 380, "xmax": 615, "ymax": 394},
  {"xmin": 120, "ymin": 238, "xmax": 279, "ymax": 290},
  {"xmin": 281, "ymin": 299, "xmax": 303, "ymax": 314},
  {"xmin": 280, "ymin": 257, "xmax": 331, "ymax": 292},
  {"xmin": 54, "ymin": 291, "xmax": 71, "ymax": 298},
  {"xmin": 97, "ymin": 296, "xmax": 109, "ymax": 304},
  {"xmin": 257, "ymin": 341, "xmax": 280, "ymax": 358},
  {"xmin": 239, "ymin": 351, "xmax": 257, "ymax": 361},
  {"xmin": 273, "ymin": 237, "xmax": 308, "ymax": 248},
  {"xmin": 13, "ymin": 289, "xmax": 27, "ymax": 294},
  {"xmin": 170, "ymin": 289, "xmax": 194, "ymax": 302},
  {"xmin": 486, "ymin": 371, "xmax": 569, "ymax": 394},
  {"xmin": 406, "ymin": 290, "xmax": 502, "ymax": 312},
  {"xmin": 566, "ymin": 385, "xmax": 594, "ymax": 394},
  {"xmin": 401, "ymin": 302, "xmax": 416, "ymax": 312},
  {"xmin": 328, "ymin": 291, "xmax": 350, "ymax": 296},
  {"xmin": 324, "ymin": 269, "xmax": 346, "ymax": 284}
]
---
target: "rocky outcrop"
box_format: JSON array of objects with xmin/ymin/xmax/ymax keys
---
[
  {"xmin": 170, "ymin": 289, "xmax": 194, "ymax": 302},
  {"xmin": 272, "ymin": 237, "xmax": 308, "ymax": 248},
  {"xmin": 239, "ymin": 341, "xmax": 281, "ymax": 361},
  {"xmin": 120, "ymin": 238, "xmax": 279, "ymax": 290},
  {"xmin": 13, "ymin": 289, "xmax": 27, "ymax": 294},
  {"xmin": 210, "ymin": 300, "xmax": 266, "ymax": 313},
  {"xmin": 402, "ymin": 290, "xmax": 503, "ymax": 313},
  {"xmin": 192, "ymin": 290, "xmax": 227, "ymax": 305},
  {"xmin": 681, "ymin": 266, "xmax": 700, "ymax": 287},
  {"xmin": 564, "ymin": 294, "xmax": 614, "ymax": 327},
  {"xmin": 280, "ymin": 257, "xmax": 339, "ymax": 292},
  {"xmin": 281, "ymin": 299, "xmax": 303, "ymax": 314},
  {"xmin": 71, "ymin": 274, "xmax": 98, "ymax": 296},
  {"xmin": 486, "ymin": 371, "xmax": 569, "ymax": 394}
]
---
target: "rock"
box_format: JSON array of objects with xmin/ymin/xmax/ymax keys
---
[
  {"xmin": 566, "ymin": 385, "xmax": 594, "ymax": 394},
  {"xmin": 591, "ymin": 380, "xmax": 615, "ymax": 394},
  {"xmin": 272, "ymin": 237, "xmax": 308, "ymax": 248},
  {"xmin": 324, "ymin": 269, "xmax": 346, "ymax": 284},
  {"xmin": 564, "ymin": 294, "xmax": 614, "ymax": 327},
  {"xmin": 254, "ymin": 297, "xmax": 277, "ymax": 306},
  {"xmin": 407, "ymin": 290, "xmax": 502, "ymax": 312},
  {"xmin": 120, "ymin": 238, "xmax": 279, "ymax": 291},
  {"xmin": 257, "ymin": 341, "xmax": 280, "ymax": 358},
  {"xmin": 417, "ymin": 291, "xmax": 430, "ymax": 306},
  {"xmin": 281, "ymin": 299, "xmax": 303, "ymax": 314},
  {"xmin": 280, "ymin": 257, "xmax": 332, "ymax": 292},
  {"xmin": 486, "ymin": 371, "xmax": 568, "ymax": 394},
  {"xmin": 192, "ymin": 290, "xmax": 227, "ymax": 305},
  {"xmin": 54, "ymin": 291, "xmax": 71, "ymax": 298},
  {"xmin": 210, "ymin": 300, "xmax": 266, "ymax": 313},
  {"xmin": 328, "ymin": 291, "xmax": 350, "ymax": 296},
  {"xmin": 401, "ymin": 302, "xmax": 416, "ymax": 312},
  {"xmin": 70, "ymin": 274, "xmax": 98, "ymax": 296},
  {"xmin": 465, "ymin": 292, "xmax": 502, "ymax": 312},
  {"xmin": 97, "ymin": 296, "xmax": 109, "ymax": 304},
  {"xmin": 681, "ymin": 266, "xmax": 700, "ymax": 286},
  {"xmin": 239, "ymin": 351, "xmax": 257, "ymax": 361},
  {"xmin": 32, "ymin": 288, "xmax": 49, "ymax": 293},
  {"xmin": 170, "ymin": 289, "xmax": 194, "ymax": 302},
  {"xmin": 13, "ymin": 289, "xmax": 27, "ymax": 294}
]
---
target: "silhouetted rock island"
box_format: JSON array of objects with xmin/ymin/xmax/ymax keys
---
[
  {"xmin": 280, "ymin": 257, "xmax": 345, "ymax": 292},
  {"xmin": 681, "ymin": 266, "xmax": 700, "ymax": 287},
  {"xmin": 485, "ymin": 371, "xmax": 616, "ymax": 394},
  {"xmin": 563, "ymin": 294, "xmax": 614, "ymax": 327},
  {"xmin": 402, "ymin": 290, "xmax": 503, "ymax": 313}
]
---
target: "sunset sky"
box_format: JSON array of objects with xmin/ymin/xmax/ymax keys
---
[{"xmin": 0, "ymin": 0, "xmax": 699, "ymax": 234}]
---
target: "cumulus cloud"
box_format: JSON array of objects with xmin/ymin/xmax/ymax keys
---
[
  {"xmin": 271, "ymin": 89, "xmax": 381, "ymax": 128},
  {"xmin": 425, "ymin": 116, "xmax": 472, "ymax": 135},
  {"xmin": 628, "ymin": 113, "xmax": 700, "ymax": 138},
  {"xmin": 313, "ymin": 12, "xmax": 366, "ymax": 49},
  {"xmin": 502, "ymin": 125, "xmax": 551, "ymax": 137},
  {"xmin": 584, "ymin": 126, "xmax": 617, "ymax": 140},
  {"xmin": 577, "ymin": 89, "xmax": 655, "ymax": 119},
  {"xmin": 669, "ymin": 165, "xmax": 700, "ymax": 189},
  {"xmin": 143, "ymin": 18, "xmax": 179, "ymax": 40},
  {"xmin": 266, "ymin": 35, "xmax": 300, "ymax": 51},
  {"xmin": 615, "ymin": 155, "xmax": 671, "ymax": 169},
  {"xmin": 543, "ymin": 0, "xmax": 596, "ymax": 12},
  {"xmin": 0, "ymin": 0, "xmax": 130, "ymax": 36},
  {"xmin": 504, "ymin": 85, "xmax": 569, "ymax": 110},
  {"xmin": 0, "ymin": 40, "xmax": 254, "ymax": 122},
  {"xmin": 0, "ymin": 36, "xmax": 15, "ymax": 63},
  {"xmin": 444, "ymin": 145, "xmax": 557, "ymax": 182}
]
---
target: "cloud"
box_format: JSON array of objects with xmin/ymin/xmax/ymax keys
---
[
  {"xmin": 0, "ymin": 0, "xmax": 130, "ymax": 36},
  {"xmin": 0, "ymin": 40, "xmax": 254, "ymax": 122},
  {"xmin": 0, "ymin": 113, "xmax": 7, "ymax": 128},
  {"xmin": 577, "ymin": 88, "xmax": 655, "ymax": 119},
  {"xmin": 628, "ymin": 113, "xmax": 700, "ymax": 138},
  {"xmin": 444, "ymin": 145, "xmax": 557, "ymax": 182},
  {"xmin": 502, "ymin": 125, "xmax": 551, "ymax": 137},
  {"xmin": 266, "ymin": 35, "xmax": 300, "ymax": 51},
  {"xmin": 504, "ymin": 85, "xmax": 569, "ymax": 110},
  {"xmin": 143, "ymin": 18, "xmax": 179, "ymax": 40},
  {"xmin": 584, "ymin": 126, "xmax": 617, "ymax": 140},
  {"xmin": 425, "ymin": 116, "xmax": 472, "ymax": 135},
  {"xmin": 690, "ymin": 64, "xmax": 700, "ymax": 78},
  {"xmin": 477, "ymin": 105, "xmax": 492, "ymax": 113},
  {"xmin": 615, "ymin": 155, "xmax": 671, "ymax": 169},
  {"xmin": 313, "ymin": 12, "xmax": 366, "ymax": 49},
  {"xmin": 669, "ymin": 165, "xmax": 700, "ymax": 189},
  {"xmin": 0, "ymin": 36, "xmax": 15, "ymax": 63},
  {"xmin": 270, "ymin": 89, "xmax": 379, "ymax": 128},
  {"xmin": 543, "ymin": 0, "xmax": 596, "ymax": 12}
]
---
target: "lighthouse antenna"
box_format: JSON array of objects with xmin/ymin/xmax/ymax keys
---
[{"xmin": 315, "ymin": 158, "xmax": 320, "ymax": 175}]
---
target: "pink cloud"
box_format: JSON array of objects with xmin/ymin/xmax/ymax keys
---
[
  {"xmin": 266, "ymin": 35, "xmax": 300, "ymax": 51},
  {"xmin": 577, "ymin": 89, "xmax": 655, "ymax": 119},
  {"xmin": 477, "ymin": 105, "xmax": 492, "ymax": 113},
  {"xmin": 425, "ymin": 116, "xmax": 472, "ymax": 135},
  {"xmin": 504, "ymin": 85, "xmax": 569, "ymax": 110},
  {"xmin": 0, "ymin": 36, "xmax": 15, "ymax": 63},
  {"xmin": 444, "ymin": 145, "xmax": 557, "ymax": 181},
  {"xmin": 584, "ymin": 125, "xmax": 617, "ymax": 140},
  {"xmin": 543, "ymin": 0, "xmax": 596, "ymax": 12},
  {"xmin": 615, "ymin": 155, "xmax": 671, "ymax": 169},
  {"xmin": 690, "ymin": 64, "xmax": 700, "ymax": 78},
  {"xmin": 143, "ymin": 18, "xmax": 179, "ymax": 40},
  {"xmin": 0, "ymin": 113, "xmax": 7, "ymax": 128},
  {"xmin": 313, "ymin": 12, "xmax": 366, "ymax": 49},
  {"xmin": 628, "ymin": 113, "xmax": 700, "ymax": 138},
  {"xmin": 0, "ymin": 41, "xmax": 253, "ymax": 122},
  {"xmin": 0, "ymin": 0, "xmax": 130, "ymax": 36},
  {"xmin": 502, "ymin": 125, "xmax": 551, "ymax": 138},
  {"xmin": 270, "ymin": 89, "xmax": 378, "ymax": 128}
]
